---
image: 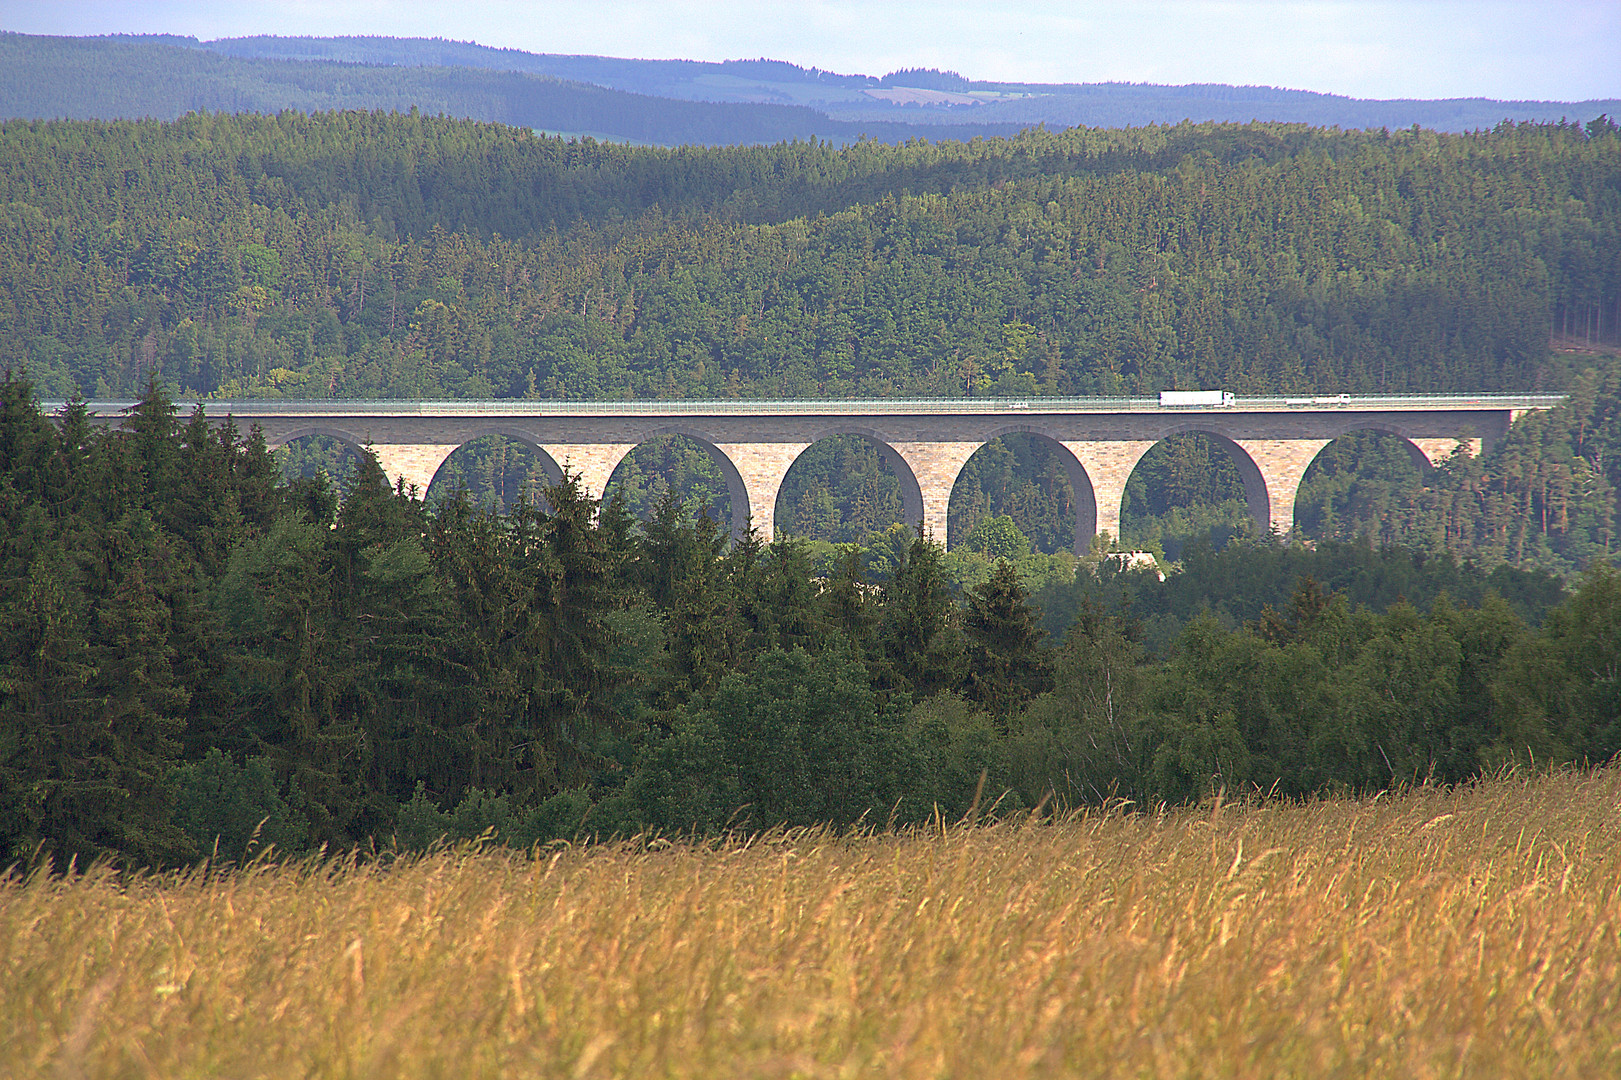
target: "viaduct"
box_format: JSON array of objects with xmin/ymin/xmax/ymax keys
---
[{"xmin": 72, "ymin": 395, "xmax": 1560, "ymax": 552}]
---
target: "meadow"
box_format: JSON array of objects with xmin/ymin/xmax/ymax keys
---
[{"xmin": 5, "ymin": 770, "xmax": 1620, "ymax": 1079}]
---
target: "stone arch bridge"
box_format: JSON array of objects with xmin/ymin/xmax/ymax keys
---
[{"xmin": 75, "ymin": 395, "xmax": 1559, "ymax": 552}]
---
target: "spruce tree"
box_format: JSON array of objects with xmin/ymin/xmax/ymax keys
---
[
  {"xmin": 963, "ymin": 559, "xmax": 1052, "ymax": 724},
  {"xmin": 85, "ymin": 513, "xmax": 194, "ymax": 865},
  {"xmin": 525, "ymin": 474, "xmax": 629, "ymax": 790},
  {"xmin": 820, "ymin": 544, "xmax": 877, "ymax": 656},
  {"xmin": 0, "ymin": 553, "xmax": 100, "ymax": 866},
  {"xmin": 738, "ymin": 536, "xmax": 819, "ymax": 656},
  {"xmin": 877, "ymin": 532, "xmax": 965, "ymax": 698}
]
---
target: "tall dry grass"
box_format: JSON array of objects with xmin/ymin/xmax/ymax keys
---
[{"xmin": 4, "ymin": 769, "xmax": 1621, "ymax": 1079}]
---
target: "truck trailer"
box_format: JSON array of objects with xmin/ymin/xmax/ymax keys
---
[{"xmin": 1158, "ymin": 390, "xmax": 1235, "ymax": 407}]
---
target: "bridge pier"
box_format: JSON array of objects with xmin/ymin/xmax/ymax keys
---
[
  {"xmin": 540, "ymin": 443, "xmax": 637, "ymax": 506},
  {"xmin": 713, "ymin": 441, "xmax": 810, "ymax": 542},
  {"xmin": 889, "ymin": 441, "xmax": 980, "ymax": 546},
  {"xmin": 369, "ymin": 443, "xmax": 459, "ymax": 497},
  {"xmin": 1061, "ymin": 440, "xmax": 1157, "ymax": 547},
  {"xmin": 1233, "ymin": 438, "xmax": 1332, "ymax": 535}
]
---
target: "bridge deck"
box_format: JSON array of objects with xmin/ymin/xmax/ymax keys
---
[{"xmin": 54, "ymin": 394, "xmax": 1563, "ymax": 418}]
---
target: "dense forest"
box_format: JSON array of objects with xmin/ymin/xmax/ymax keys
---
[
  {"xmin": 6, "ymin": 376, "xmax": 1619, "ymax": 871},
  {"xmin": 3, "ymin": 109, "xmax": 1618, "ymax": 570},
  {"xmin": 3, "ymin": 111, "xmax": 1618, "ymax": 407}
]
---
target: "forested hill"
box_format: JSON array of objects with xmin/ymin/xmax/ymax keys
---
[
  {"xmin": 0, "ymin": 33, "xmax": 1018, "ymax": 147},
  {"xmin": 18, "ymin": 32, "xmax": 1621, "ymax": 137},
  {"xmin": 2, "ymin": 111, "xmax": 1617, "ymax": 403},
  {"xmin": 200, "ymin": 36, "xmax": 1621, "ymax": 134}
]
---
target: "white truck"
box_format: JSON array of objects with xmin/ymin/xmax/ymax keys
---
[{"xmin": 1158, "ymin": 390, "xmax": 1234, "ymax": 408}]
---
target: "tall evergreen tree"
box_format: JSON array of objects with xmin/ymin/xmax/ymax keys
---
[
  {"xmin": 525, "ymin": 474, "xmax": 630, "ymax": 788},
  {"xmin": 963, "ymin": 559, "xmax": 1052, "ymax": 724},
  {"xmin": 877, "ymin": 532, "xmax": 966, "ymax": 698}
]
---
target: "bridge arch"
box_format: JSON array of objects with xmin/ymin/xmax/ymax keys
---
[
  {"xmin": 265, "ymin": 424, "xmax": 370, "ymax": 453},
  {"xmin": 805, "ymin": 425, "xmax": 927, "ymax": 530},
  {"xmin": 267, "ymin": 426, "xmax": 374, "ymax": 500},
  {"xmin": 1332, "ymin": 423, "xmax": 1433, "ymax": 475},
  {"xmin": 1291, "ymin": 425, "xmax": 1455, "ymax": 542},
  {"xmin": 440, "ymin": 425, "xmax": 567, "ymax": 482},
  {"xmin": 605, "ymin": 427, "xmax": 750, "ymax": 541},
  {"xmin": 1316, "ymin": 419, "xmax": 1474, "ymax": 472},
  {"xmin": 267, "ymin": 426, "xmax": 462, "ymax": 498},
  {"xmin": 421, "ymin": 427, "xmax": 567, "ymax": 509},
  {"xmin": 1125, "ymin": 425, "xmax": 1273, "ymax": 539},
  {"xmin": 774, "ymin": 430, "xmax": 926, "ymax": 543},
  {"xmin": 947, "ymin": 426, "xmax": 1098, "ymax": 555}
]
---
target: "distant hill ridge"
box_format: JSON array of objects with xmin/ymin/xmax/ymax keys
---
[
  {"xmin": 3, "ymin": 31, "xmax": 1615, "ymax": 146},
  {"xmin": 110, "ymin": 33, "xmax": 1621, "ymax": 131},
  {"xmin": 0, "ymin": 33, "xmax": 1017, "ymax": 147}
]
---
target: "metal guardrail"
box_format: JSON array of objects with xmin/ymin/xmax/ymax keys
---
[{"xmin": 49, "ymin": 394, "xmax": 1566, "ymax": 417}]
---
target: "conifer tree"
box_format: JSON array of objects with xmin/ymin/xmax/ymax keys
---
[
  {"xmin": 963, "ymin": 559, "xmax": 1052, "ymax": 724},
  {"xmin": 820, "ymin": 544, "xmax": 877, "ymax": 656},
  {"xmin": 523, "ymin": 474, "xmax": 629, "ymax": 789},
  {"xmin": 126, "ymin": 374, "xmax": 182, "ymax": 510},
  {"xmin": 0, "ymin": 553, "xmax": 100, "ymax": 865},
  {"xmin": 737, "ymin": 536, "xmax": 819, "ymax": 656},
  {"xmin": 877, "ymin": 532, "xmax": 966, "ymax": 698},
  {"xmin": 84, "ymin": 512, "xmax": 193, "ymax": 865}
]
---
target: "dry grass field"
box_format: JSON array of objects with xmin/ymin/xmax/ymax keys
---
[{"xmin": 5, "ymin": 770, "xmax": 1621, "ymax": 1079}]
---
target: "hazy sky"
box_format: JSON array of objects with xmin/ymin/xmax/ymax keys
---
[{"xmin": 3, "ymin": 1, "xmax": 1617, "ymax": 102}]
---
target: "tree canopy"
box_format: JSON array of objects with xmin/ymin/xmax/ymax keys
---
[{"xmin": 3, "ymin": 376, "xmax": 1617, "ymax": 871}]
